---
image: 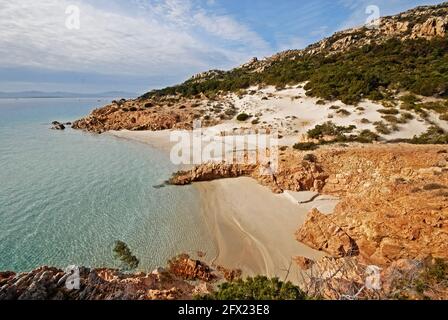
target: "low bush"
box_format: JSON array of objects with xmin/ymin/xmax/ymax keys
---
[
  {"xmin": 410, "ymin": 126, "xmax": 448, "ymax": 144},
  {"xmin": 336, "ymin": 109, "xmax": 351, "ymax": 116},
  {"xmin": 236, "ymin": 113, "xmax": 250, "ymax": 121},
  {"xmin": 360, "ymin": 118, "xmax": 371, "ymax": 124},
  {"xmin": 378, "ymin": 108, "xmax": 399, "ymax": 115},
  {"xmin": 201, "ymin": 276, "xmax": 307, "ymax": 300},
  {"xmin": 307, "ymin": 121, "xmax": 356, "ymax": 139},
  {"xmin": 374, "ymin": 121, "xmax": 392, "ymax": 135},
  {"xmin": 293, "ymin": 142, "xmax": 319, "ymax": 151}
]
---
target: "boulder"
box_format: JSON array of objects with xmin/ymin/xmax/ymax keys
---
[
  {"xmin": 51, "ymin": 121, "xmax": 65, "ymax": 130},
  {"xmin": 296, "ymin": 209, "xmax": 359, "ymax": 258},
  {"xmin": 294, "ymin": 256, "xmax": 315, "ymax": 270}
]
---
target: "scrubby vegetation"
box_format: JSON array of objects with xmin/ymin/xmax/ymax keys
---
[
  {"xmin": 142, "ymin": 37, "xmax": 448, "ymax": 105},
  {"xmin": 294, "ymin": 126, "xmax": 379, "ymax": 151},
  {"xmin": 389, "ymin": 259, "xmax": 448, "ymax": 300},
  {"xmin": 236, "ymin": 113, "xmax": 250, "ymax": 121},
  {"xmin": 202, "ymin": 276, "xmax": 307, "ymax": 300},
  {"xmin": 293, "ymin": 142, "xmax": 319, "ymax": 151},
  {"xmin": 113, "ymin": 241, "xmax": 140, "ymax": 270},
  {"xmin": 307, "ymin": 121, "xmax": 356, "ymax": 139},
  {"xmin": 409, "ymin": 126, "xmax": 448, "ymax": 144}
]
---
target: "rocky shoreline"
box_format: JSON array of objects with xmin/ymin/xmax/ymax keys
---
[{"xmin": 168, "ymin": 144, "xmax": 448, "ymax": 266}]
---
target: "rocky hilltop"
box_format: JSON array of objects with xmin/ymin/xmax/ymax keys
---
[{"xmin": 240, "ymin": 2, "xmax": 448, "ymax": 72}]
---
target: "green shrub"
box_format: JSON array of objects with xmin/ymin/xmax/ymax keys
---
[
  {"xmin": 382, "ymin": 115, "xmax": 400, "ymax": 123},
  {"xmin": 336, "ymin": 109, "xmax": 351, "ymax": 116},
  {"xmin": 378, "ymin": 108, "xmax": 399, "ymax": 115},
  {"xmin": 307, "ymin": 121, "xmax": 356, "ymax": 139},
  {"xmin": 202, "ymin": 276, "xmax": 307, "ymax": 300},
  {"xmin": 418, "ymin": 101, "xmax": 448, "ymax": 114},
  {"xmin": 410, "ymin": 126, "xmax": 448, "ymax": 144},
  {"xmin": 400, "ymin": 112, "xmax": 415, "ymax": 122},
  {"xmin": 141, "ymin": 37, "xmax": 448, "ymax": 105},
  {"xmin": 293, "ymin": 142, "xmax": 319, "ymax": 151},
  {"xmin": 400, "ymin": 94, "xmax": 421, "ymax": 105},
  {"xmin": 236, "ymin": 113, "xmax": 250, "ymax": 121},
  {"xmin": 355, "ymin": 129, "xmax": 380, "ymax": 143},
  {"xmin": 374, "ymin": 121, "xmax": 392, "ymax": 135}
]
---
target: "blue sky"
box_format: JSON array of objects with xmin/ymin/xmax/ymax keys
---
[{"xmin": 0, "ymin": 0, "xmax": 444, "ymax": 94}]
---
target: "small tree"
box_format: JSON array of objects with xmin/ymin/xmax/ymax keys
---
[{"xmin": 113, "ymin": 240, "xmax": 140, "ymax": 270}]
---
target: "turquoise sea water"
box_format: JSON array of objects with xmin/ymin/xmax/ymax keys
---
[{"xmin": 0, "ymin": 98, "xmax": 215, "ymax": 272}]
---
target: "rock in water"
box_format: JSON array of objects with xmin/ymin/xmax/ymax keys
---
[{"xmin": 51, "ymin": 121, "xmax": 65, "ymax": 130}]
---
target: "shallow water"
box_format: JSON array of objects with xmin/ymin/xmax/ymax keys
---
[{"xmin": 0, "ymin": 98, "xmax": 216, "ymax": 272}]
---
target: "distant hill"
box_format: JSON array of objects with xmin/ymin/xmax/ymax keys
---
[{"xmin": 0, "ymin": 91, "xmax": 137, "ymax": 99}]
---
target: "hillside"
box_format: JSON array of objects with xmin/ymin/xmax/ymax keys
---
[
  {"xmin": 73, "ymin": 2, "xmax": 448, "ymax": 147},
  {"xmin": 142, "ymin": 3, "xmax": 448, "ymax": 104}
]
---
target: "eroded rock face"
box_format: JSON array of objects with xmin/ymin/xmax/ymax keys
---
[
  {"xmin": 0, "ymin": 257, "xmax": 224, "ymax": 300},
  {"xmin": 167, "ymin": 254, "xmax": 215, "ymax": 282},
  {"xmin": 169, "ymin": 153, "xmax": 328, "ymax": 194},
  {"xmin": 410, "ymin": 16, "xmax": 448, "ymax": 39},
  {"xmin": 299, "ymin": 144, "xmax": 448, "ymax": 266},
  {"xmin": 296, "ymin": 209, "xmax": 359, "ymax": 258}
]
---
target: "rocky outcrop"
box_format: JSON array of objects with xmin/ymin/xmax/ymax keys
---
[
  {"xmin": 72, "ymin": 97, "xmax": 221, "ymax": 134},
  {"xmin": 410, "ymin": 16, "xmax": 448, "ymax": 39},
  {"xmin": 294, "ymin": 256, "xmax": 315, "ymax": 271},
  {"xmin": 51, "ymin": 121, "xmax": 65, "ymax": 130},
  {"xmin": 0, "ymin": 256, "xmax": 228, "ymax": 300},
  {"xmin": 167, "ymin": 254, "xmax": 215, "ymax": 282},
  {"xmin": 296, "ymin": 209, "xmax": 359, "ymax": 258},
  {"xmin": 171, "ymin": 144, "xmax": 448, "ymax": 267},
  {"xmin": 298, "ymin": 144, "xmax": 448, "ymax": 266},
  {"xmin": 169, "ymin": 152, "xmax": 328, "ymax": 194},
  {"xmin": 235, "ymin": 3, "xmax": 448, "ymax": 72}
]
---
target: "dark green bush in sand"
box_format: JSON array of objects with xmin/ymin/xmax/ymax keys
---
[
  {"xmin": 293, "ymin": 142, "xmax": 319, "ymax": 151},
  {"xmin": 307, "ymin": 121, "xmax": 356, "ymax": 139},
  {"xmin": 236, "ymin": 113, "xmax": 250, "ymax": 121}
]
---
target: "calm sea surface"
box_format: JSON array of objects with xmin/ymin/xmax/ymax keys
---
[{"xmin": 0, "ymin": 98, "xmax": 215, "ymax": 272}]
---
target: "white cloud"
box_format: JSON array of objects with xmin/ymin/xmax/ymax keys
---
[{"xmin": 0, "ymin": 0, "xmax": 270, "ymax": 79}]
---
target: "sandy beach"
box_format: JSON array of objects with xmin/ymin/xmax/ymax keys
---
[
  {"xmin": 107, "ymin": 129, "xmax": 340, "ymax": 283},
  {"xmin": 195, "ymin": 177, "xmax": 339, "ymax": 283}
]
